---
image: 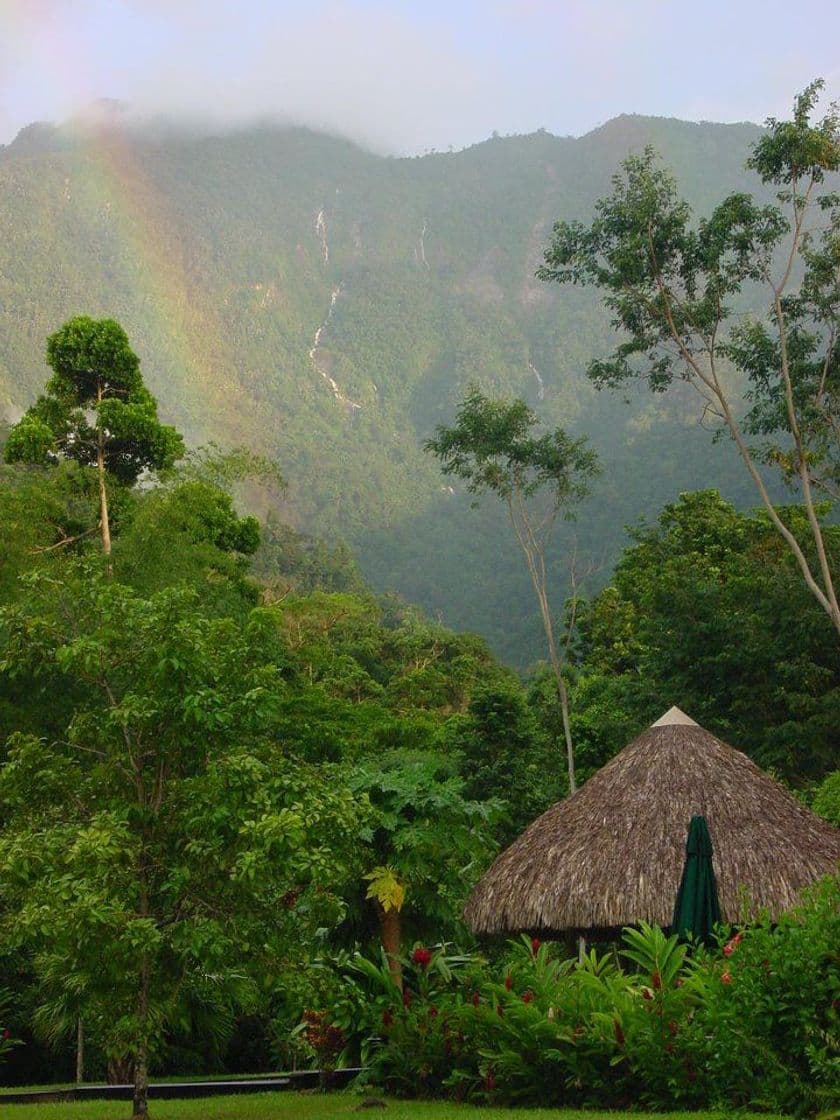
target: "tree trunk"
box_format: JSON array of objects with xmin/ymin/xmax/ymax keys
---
[
  {"xmin": 75, "ymin": 1018, "xmax": 84, "ymax": 1085},
  {"xmin": 552, "ymin": 660, "xmax": 576, "ymax": 795},
  {"xmin": 508, "ymin": 499, "xmax": 578, "ymax": 795},
  {"xmin": 377, "ymin": 903, "xmax": 403, "ymax": 989},
  {"xmin": 95, "ymin": 382, "xmax": 112, "ymax": 563},
  {"xmin": 134, "ymin": 846, "xmax": 152, "ymax": 1118},
  {"xmin": 532, "ymin": 570, "xmax": 577, "ymax": 794},
  {"xmin": 133, "ymin": 956, "xmax": 150, "ymax": 1117}
]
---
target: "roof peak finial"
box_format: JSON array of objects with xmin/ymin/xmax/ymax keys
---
[{"xmin": 651, "ymin": 705, "xmax": 698, "ymax": 727}]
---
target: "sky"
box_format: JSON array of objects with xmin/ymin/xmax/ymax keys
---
[{"xmin": 1, "ymin": 0, "xmax": 839, "ymax": 154}]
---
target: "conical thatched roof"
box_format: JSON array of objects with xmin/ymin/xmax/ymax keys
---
[{"xmin": 465, "ymin": 707, "xmax": 840, "ymax": 937}]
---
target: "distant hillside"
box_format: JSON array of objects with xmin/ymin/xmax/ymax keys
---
[{"xmin": 0, "ymin": 114, "xmax": 770, "ymax": 664}]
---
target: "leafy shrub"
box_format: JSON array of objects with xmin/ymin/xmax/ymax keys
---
[
  {"xmin": 312, "ymin": 876, "xmax": 839, "ymax": 1113},
  {"xmin": 684, "ymin": 876, "xmax": 840, "ymax": 1114},
  {"xmin": 814, "ymin": 770, "xmax": 840, "ymax": 826}
]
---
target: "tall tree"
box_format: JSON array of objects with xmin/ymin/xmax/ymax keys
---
[
  {"xmin": 4, "ymin": 317, "xmax": 183, "ymax": 558},
  {"xmin": 0, "ymin": 567, "xmax": 364, "ymax": 1116},
  {"xmin": 425, "ymin": 385, "xmax": 599, "ymax": 793},
  {"xmin": 538, "ymin": 82, "xmax": 840, "ymax": 637}
]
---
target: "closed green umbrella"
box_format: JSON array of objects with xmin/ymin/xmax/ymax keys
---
[{"xmin": 672, "ymin": 815, "xmax": 721, "ymax": 945}]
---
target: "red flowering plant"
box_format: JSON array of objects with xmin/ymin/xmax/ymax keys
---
[
  {"xmin": 313, "ymin": 878, "xmax": 839, "ymax": 1114},
  {"xmin": 411, "ymin": 945, "xmax": 433, "ymax": 970},
  {"xmin": 329, "ymin": 941, "xmax": 479, "ymax": 1096},
  {"xmin": 610, "ymin": 922, "xmax": 707, "ymax": 1106},
  {"xmin": 447, "ymin": 934, "xmax": 612, "ymax": 1106}
]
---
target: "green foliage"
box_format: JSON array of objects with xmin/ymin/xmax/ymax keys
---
[
  {"xmin": 679, "ymin": 877, "xmax": 840, "ymax": 1113},
  {"xmin": 0, "ymin": 566, "xmax": 368, "ymax": 1082},
  {"xmin": 5, "ymin": 317, "xmax": 183, "ymax": 485},
  {"xmin": 539, "ymin": 83, "xmax": 840, "ymax": 638},
  {"xmin": 348, "ymin": 751, "xmax": 502, "ymax": 939},
  {"xmin": 426, "ymin": 384, "xmax": 599, "ymax": 791},
  {"xmin": 425, "ymin": 384, "xmax": 598, "ymax": 506},
  {"xmin": 440, "ymin": 680, "xmax": 558, "ymax": 841},
  {"xmin": 325, "ymin": 943, "xmax": 477, "ymax": 1076},
  {"xmin": 114, "ymin": 478, "xmax": 261, "ymax": 611},
  {"xmin": 338, "ymin": 879, "xmax": 839, "ymax": 1113},
  {"xmin": 253, "ymin": 519, "xmax": 366, "ymax": 596},
  {"xmin": 813, "ymin": 770, "xmax": 840, "ymax": 825},
  {"xmin": 0, "ymin": 113, "xmax": 776, "ymax": 665},
  {"xmin": 0, "ymin": 988, "xmax": 18, "ymax": 1064},
  {"xmin": 570, "ymin": 490, "xmax": 840, "ymax": 783},
  {"xmin": 0, "ymin": 416, "xmax": 547, "ymax": 1082},
  {"xmin": 0, "ymin": 461, "xmax": 101, "ymax": 603},
  {"xmin": 364, "ymin": 868, "xmax": 406, "ymax": 914}
]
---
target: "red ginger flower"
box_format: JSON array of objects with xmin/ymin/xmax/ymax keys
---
[
  {"xmin": 651, "ymin": 970, "xmax": 662, "ymax": 990},
  {"xmin": 531, "ymin": 936, "xmax": 541, "ymax": 954},
  {"xmin": 411, "ymin": 946, "xmax": 433, "ymax": 969},
  {"xmin": 522, "ymin": 991, "xmax": 533, "ymax": 1004},
  {"xmin": 471, "ymin": 991, "xmax": 480, "ymax": 1007},
  {"xmin": 504, "ymin": 974, "xmax": 513, "ymax": 990},
  {"xmin": 721, "ymin": 970, "xmax": 732, "ymax": 984}
]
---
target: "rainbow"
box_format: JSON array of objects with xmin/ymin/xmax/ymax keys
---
[{"xmin": 1, "ymin": 0, "xmax": 235, "ymax": 438}]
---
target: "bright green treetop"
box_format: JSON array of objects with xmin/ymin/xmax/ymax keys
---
[
  {"xmin": 5, "ymin": 317, "xmax": 184, "ymax": 559},
  {"xmin": 6, "ymin": 316, "xmax": 183, "ymax": 483}
]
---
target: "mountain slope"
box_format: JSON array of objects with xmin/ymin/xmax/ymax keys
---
[{"xmin": 0, "ymin": 115, "xmax": 769, "ymax": 663}]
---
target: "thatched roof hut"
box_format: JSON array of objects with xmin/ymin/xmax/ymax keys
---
[{"xmin": 465, "ymin": 707, "xmax": 840, "ymax": 937}]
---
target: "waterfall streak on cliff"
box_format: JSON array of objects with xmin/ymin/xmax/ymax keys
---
[
  {"xmin": 315, "ymin": 208, "xmax": 329, "ymax": 265},
  {"xmin": 308, "ymin": 285, "xmax": 362, "ymax": 411},
  {"xmin": 418, "ymin": 219, "xmax": 428, "ymax": 268},
  {"xmin": 529, "ymin": 360, "xmax": 545, "ymax": 401}
]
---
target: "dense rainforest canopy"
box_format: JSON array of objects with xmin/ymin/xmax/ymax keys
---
[
  {"xmin": 1, "ymin": 331, "xmax": 837, "ymax": 1093},
  {"xmin": 1, "ymin": 86, "xmax": 839, "ymax": 1108}
]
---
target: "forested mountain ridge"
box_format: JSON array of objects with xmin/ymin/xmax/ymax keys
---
[{"xmin": 0, "ymin": 113, "xmax": 768, "ymax": 662}]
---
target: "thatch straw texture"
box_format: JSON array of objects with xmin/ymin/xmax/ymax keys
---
[{"xmin": 465, "ymin": 709, "xmax": 840, "ymax": 936}]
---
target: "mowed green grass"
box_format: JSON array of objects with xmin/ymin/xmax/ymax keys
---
[{"xmin": 0, "ymin": 1091, "xmax": 789, "ymax": 1120}]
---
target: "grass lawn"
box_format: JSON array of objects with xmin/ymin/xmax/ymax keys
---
[{"xmin": 0, "ymin": 1091, "xmax": 789, "ymax": 1120}]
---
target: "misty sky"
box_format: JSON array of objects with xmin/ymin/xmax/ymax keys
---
[{"xmin": 1, "ymin": 0, "xmax": 839, "ymax": 153}]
